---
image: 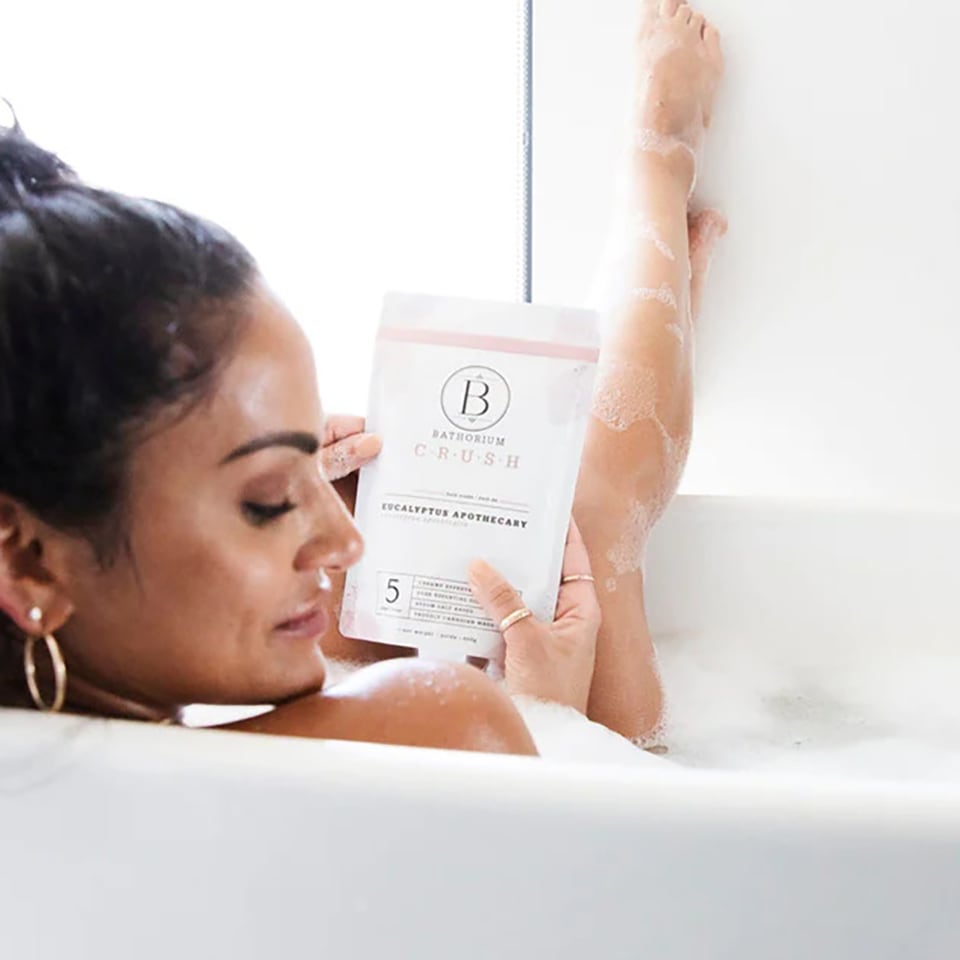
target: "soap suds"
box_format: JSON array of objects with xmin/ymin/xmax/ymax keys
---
[
  {"xmin": 591, "ymin": 360, "xmax": 686, "ymax": 451},
  {"xmin": 606, "ymin": 498, "xmax": 653, "ymax": 576},
  {"xmin": 325, "ymin": 443, "xmax": 356, "ymax": 482},
  {"xmin": 631, "ymin": 282, "xmax": 679, "ymax": 312},
  {"xmin": 634, "ymin": 127, "xmax": 699, "ymax": 198},
  {"xmin": 591, "ymin": 360, "xmax": 658, "ymax": 432},
  {"xmin": 634, "ymin": 218, "xmax": 676, "ymax": 262},
  {"xmin": 635, "ymin": 127, "xmax": 696, "ymax": 159}
]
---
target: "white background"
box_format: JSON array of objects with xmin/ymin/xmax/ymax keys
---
[
  {"xmin": 8, "ymin": 1, "xmax": 955, "ymax": 509},
  {"xmin": 0, "ymin": 1, "xmax": 524, "ymax": 414},
  {"xmin": 534, "ymin": 0, "xmax": 960, "ymax": 508}
]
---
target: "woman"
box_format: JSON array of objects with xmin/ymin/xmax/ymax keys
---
[{"xmin": 0, "ymin": 0, "xmax": 724, "ymax": 753}]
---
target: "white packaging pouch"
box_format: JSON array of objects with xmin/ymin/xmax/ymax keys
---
[{"xmin": 339, "ymin": 291, "xmax": 600, "ymax": 661}]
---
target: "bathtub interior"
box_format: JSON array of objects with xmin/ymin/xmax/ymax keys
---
[
  {"xmin": 142, "ymin": 494, "xmax": 960, "ymax": 782},
  {"xmin": 4, "ymin": 494, "xmax": 960, "ymax": 959},
  {"xmin": 645, "ymin": 495, "xmax": 960, "ymax": 782},
  {"xmin": 5, "ymin": 701, "xmax": 960, "ymax": 960},
  {"xmin": 5, "ymin": 490, "xmax": 960, "ymax": 782},
  {"xmin": 5, "ymin": 493, "xmax": 956, "ymax": 785}
]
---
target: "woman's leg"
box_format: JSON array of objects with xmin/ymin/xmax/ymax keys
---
[{"xmin": 572, "ymin": 0, "xmax": 724, "ymax": 742}]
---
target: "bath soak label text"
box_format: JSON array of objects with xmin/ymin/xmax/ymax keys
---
[{"xmin": 340, "ymin": 291, "xmax": 599, "ymax": 660}]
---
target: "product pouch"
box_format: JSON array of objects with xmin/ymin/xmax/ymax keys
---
[{"xmin": 339, "ymin": 291, "xmax": 600, "ymax": 661}]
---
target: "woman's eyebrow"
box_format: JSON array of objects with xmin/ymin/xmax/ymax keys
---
[{"xmin": 220, "ymin": 431, "xmax": 320, "ymax": 465}]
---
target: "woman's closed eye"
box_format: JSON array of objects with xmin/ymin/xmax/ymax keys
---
[{"xmin": 242, "ymin": 499, "xmax": 296, "ymax": 526}]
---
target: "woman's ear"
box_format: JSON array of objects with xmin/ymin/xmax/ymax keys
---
[{"xmin": 0, "ymin": 497, "xmax": 75, "ymax": 636}]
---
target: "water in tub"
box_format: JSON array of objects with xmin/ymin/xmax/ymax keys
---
[
  {"xmin": 652, "ymin": 624, "xmax": 960, "ymax": 783},
  {"xmin": 182, "ymin": 619, "xmax": 960, "ymax": 782}
]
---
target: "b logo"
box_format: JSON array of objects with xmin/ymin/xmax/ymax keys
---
[{"xmin": 440, "ymin": 365, "xmax": 511, "ymax": 432}]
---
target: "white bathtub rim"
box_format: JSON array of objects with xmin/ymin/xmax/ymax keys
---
[{"xmin": 3, "ymin": 708, "xmax": 960, "ymax": 841}]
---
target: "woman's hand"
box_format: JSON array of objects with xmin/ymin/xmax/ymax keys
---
[
  {"xmin": 321, "ymin": 414, "xmax": 382, "ymax": 482},
  {"xmin": 467, "ymin": 516, "xmax": 600, "ymax": 714}
]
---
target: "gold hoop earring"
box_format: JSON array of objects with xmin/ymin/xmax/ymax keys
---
[{"xmin": 23, "ymin": 632, "xmax": 67, "ymax": 713}]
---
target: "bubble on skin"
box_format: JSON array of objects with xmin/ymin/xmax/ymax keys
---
[
  {"xmin": 590, "ymin": 357, "xmax": 691, "ymax": 551},
  {"xmin": 591, "ymin": 360, "xmax": 657, "ymax": 433},
  {"xmin": 633, "ymin": 720, "xmax": 669, "ymax": 753},
  {"xmin": 632, "ymin": 123, "xmax": 700, "ymax": 200},
  {"xmin": 667, "ymin": 270, "xmax": 695, "ymax": 349},
  {"xmin": 666, "ymin": 427, "xmax": 691, "ymax": 484},
  {"xmin": 606, "ymin": 499, "xmax": 652, "ymax": 576},
  {"xmin": 583, "ymin": 212, "xmax": 686, "ymax": 338},
  {"xmin": 591, "ymin": 360, "xmax": 689, "ymax": 482},
  {"xmin": 631, "ymin": 282, "xmax": 678, "ymax": 312},
  {"xmin": 633, "ymin": 218, "xmax": 676, "ymax": 262},
  {"xmin": 647, "ymin": 414, "xmax": 691, "ymax": 502},
  {"xmin": 326, "ymin": 442, "xmax": 357, "ymax": 481},
  {"xmin": 634, "ymin": 127, "xmax": 696, "ymax": 159},
  {"xmin": 604, "ymin": 577, "xmax": 618, "ymax": 594},
  {"xmin": 630, "ymin": 652, "xmax": 668, "ymax": 752},
  {"xmin": 630, "ymin": 0, "xmax": 708, "ymax": 202}
]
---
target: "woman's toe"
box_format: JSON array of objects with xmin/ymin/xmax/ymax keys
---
[{"xmin": 704, "ymin": 23, "xmax": 723, "ymax": 61}]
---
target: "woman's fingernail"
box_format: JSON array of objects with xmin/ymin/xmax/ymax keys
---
[{"xmin": 354, "ymin": 434, "xmax": 382, "ymax": 459}]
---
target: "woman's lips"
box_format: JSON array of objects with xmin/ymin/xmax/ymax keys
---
[{"xmin": 275, "ymin": 601, "xmax": 330, "ymax": 639}]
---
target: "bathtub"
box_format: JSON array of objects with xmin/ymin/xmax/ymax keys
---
[{"xmin": 2, "ymin": 494, "xmax": 959, "ymax": 959}]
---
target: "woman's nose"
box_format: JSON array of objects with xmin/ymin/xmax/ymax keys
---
[
  {"xmin": 330, "ymin": 524, "xmax": 364, "ymax": 571},
  {"xmin": 296, "ymin": 481, "xmax": 364, "ymax": 573}
]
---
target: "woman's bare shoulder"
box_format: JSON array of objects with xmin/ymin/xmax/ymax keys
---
[{"xmin": 221, "ymin": 658, "xmax": 538, "ymax": 756}]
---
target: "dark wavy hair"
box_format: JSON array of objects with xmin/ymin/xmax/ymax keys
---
[{"xmin": 0, "ymin": 100, "xmax": 260, "ymax": 706}]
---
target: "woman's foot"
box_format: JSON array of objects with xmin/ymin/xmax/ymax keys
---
[{"xmin": 632, "ymin": 0, "xmax": 724, "ymax": 194}]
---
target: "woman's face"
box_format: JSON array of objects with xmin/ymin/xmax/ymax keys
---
[{"xmin": 56, "ymin": 281, "xmax": 363, "ymax": 707}]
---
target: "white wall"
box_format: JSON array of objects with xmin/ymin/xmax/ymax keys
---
[
  {"xmin": 534, "ymin": 0, "xmax": 960, "ymax": 507},
  {"xmin": 0, "ymin": 1, "xmax": 524, "ymax": 414}
]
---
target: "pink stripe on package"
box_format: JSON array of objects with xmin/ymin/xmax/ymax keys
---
[{"xmin": 378, "ymin": 326, "xmax": 600, "ymax": 363}]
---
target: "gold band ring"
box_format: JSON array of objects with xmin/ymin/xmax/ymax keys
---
[
  {"xmin": 498, "ymin": 607, "xmax": 533, "ymax": 633},
  {"xmin": 561, "ymin": 574, "xmax": 595, "ymax": 584}
]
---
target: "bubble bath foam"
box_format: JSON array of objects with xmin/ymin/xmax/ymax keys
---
[{"xmin": 339, "ymin": 291, "xmax": 600, "ymax": 661}]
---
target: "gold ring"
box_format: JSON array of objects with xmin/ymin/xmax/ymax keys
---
[
  {"xmin": 561, "ymin": 574, "xmax": 595, "ymax": 584},
  {"xmin": 498, "ymin": 607, "xmax": 533, "ymax": 633}
]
